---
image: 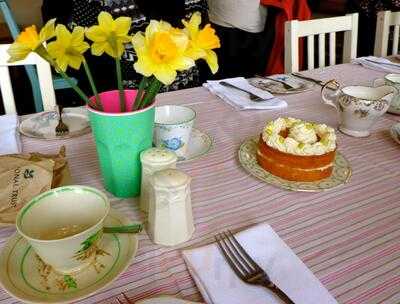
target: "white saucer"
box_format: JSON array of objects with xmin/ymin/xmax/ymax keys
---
[
  {"xmin": 0, "ymin": 208, "xmax": 138, "ymax": 304},
  {"xmin": 178, "ymin": 128, "xmax": 213, "ymax": 162},
  {"xmin": 390, "ymin": 123, "xmax": 400, "ymax": 144},
  {"xmin": 20, "ymin": 109, "xmax": 90, "ymax": 139}
]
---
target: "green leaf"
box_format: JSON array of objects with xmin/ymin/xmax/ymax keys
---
[
  {"xmin": 64, "ymin": 275, "xmax": 77, "ymax": 289},
  {"xmin": 77, "ymin": 230, "xmax": 102, "ymax": 254}
]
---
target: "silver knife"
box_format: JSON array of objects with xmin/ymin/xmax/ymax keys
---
[
  {"xmin": 219, "ymin": 81, "xmax": 265, "ymax": 101},
  {"xmin": 291, "ymin": 72, "xmax": 325, "ymax": 85}
]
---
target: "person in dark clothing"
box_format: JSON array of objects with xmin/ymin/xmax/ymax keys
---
[
  {"xmin": 347, "ymin": 0, "xmax": 400, "ymax": 56},
  {"xmin": 41, "ymin": 0, "xmax": 209, "ymax": 95}
]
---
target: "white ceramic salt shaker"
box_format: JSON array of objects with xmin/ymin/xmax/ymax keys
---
[
  {"xmin": 140, "ymin": 148, "xmax": 177, "ymax": 212},
  {"xmin": 148, "ymin": 169, "xmax": 194, "ymax": 246}
]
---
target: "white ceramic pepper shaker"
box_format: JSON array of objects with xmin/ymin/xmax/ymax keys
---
[
  {"xmin": 148, "ymin": 168, "xmax": 194, "ymax": 246},
  {"xmin": 140, "ymin": 148, "xmax": 177, "ymax": 212}
]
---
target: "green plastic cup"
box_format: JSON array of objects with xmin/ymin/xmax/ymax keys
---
[{"xmin": 87, "ymin": 90, "xmax": 155, "ymax": 198}]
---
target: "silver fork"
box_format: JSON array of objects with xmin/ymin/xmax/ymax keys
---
[
  {"xmin": 215, "ymin": 230, "xmax": 294, "ymax": 304},
  {"xmin": 55, "ymin": 105, "xmax": 69, "ymax": 136},
  {"xmin": 219, "ymin": 81, "xmax": 265, "ymax": 102}
]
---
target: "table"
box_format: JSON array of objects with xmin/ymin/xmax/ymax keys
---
[{"xmin": 1, "ymin": 63, "xmax": 399, "ymax": 304}]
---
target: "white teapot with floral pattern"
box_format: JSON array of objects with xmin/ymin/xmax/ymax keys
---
[{"xmin": 321, "ymin": 80, "xmax": 396, "ymax": 137}]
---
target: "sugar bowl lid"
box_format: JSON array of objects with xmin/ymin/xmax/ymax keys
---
[
  {"xmin": 152, "ymin": 169, "xmax": 190, "ymax": 189},
  {"xmin": 140, "ymin": 148, "xmax": 177, "ymax": 165}
]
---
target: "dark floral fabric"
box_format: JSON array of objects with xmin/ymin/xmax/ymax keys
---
[{"xmin": 46, "ymin": 0, "xmax": 208, "ymax": 92}]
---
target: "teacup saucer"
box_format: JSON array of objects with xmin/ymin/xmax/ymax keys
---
[
  {"xmin": 0, "ymin": 208, "xmax": 138, "ymax": 304},
  {"xmin": 20, "ymin": 108, "xmax": 90, "ymax": 139},
  {"xmin": 388, "ymin": 104, "xmax": 400, "ymax": 115},
  {"xmin": 390, "ymin": 123, "xmax": 400, "ymax": 144},
  {"xmin": 178, "ymin": 129, "xmax": 213, "ymax": 163}
]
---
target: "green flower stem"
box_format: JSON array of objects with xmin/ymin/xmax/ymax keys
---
[
  {"xmin": 83, "ymin": 60, "xmax": 102, "ymax": 111},
  {"xmin": 115, "ymin": 57, "xmax": 126, "ymax": 112},
  {"xmin": 35, "ymin": 46, "xmax": 91, "ymax": 105},
  {"xmin": 140, "ymin": 77, "xmax": 162, "ymax": 109},
  {"xmin": 133, "ymin": 77, "xmax": 149, "ymax": 111}
]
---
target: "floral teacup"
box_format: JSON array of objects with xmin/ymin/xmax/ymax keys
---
[
  {"xmin": 154, "ymin": 105, "xmax": 196, "ymax": 159},
  {"xmin": 16, "ymin": 186, "xmax": 110, "ymax": 274}
]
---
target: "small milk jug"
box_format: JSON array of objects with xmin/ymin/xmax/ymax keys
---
[
  {"xmin": 148, "ymin": 169, "xmax": 194, "ymax": 246},
  {"xmin": 140, "ymin": 148, "xmax": 177, "ymax": 212}
]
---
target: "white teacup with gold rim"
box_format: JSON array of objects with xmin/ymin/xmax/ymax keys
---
[{"xmin": 16, "ymin": 185, "xmax": 110, "ymax": 274}]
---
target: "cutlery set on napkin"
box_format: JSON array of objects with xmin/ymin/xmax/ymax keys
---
[
  {"xmin": 183, "ymin": 224, "xmax": 337, "ymax": 304},
  {"xmin": 352, "ymin": 56, "xmax": 400, "ymax": 73},
  {"xmin": 203, "ymin": 77, "xmax": 288, "ymax": 110}
]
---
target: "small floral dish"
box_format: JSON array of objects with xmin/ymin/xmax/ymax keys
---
[
  {"xmin": 238, "ymin": 138, "xmax": 351, "ymax": 192},
  {"xmin": 178, "ymin": 128, "xmax": 213, "ymax": 162},
  {"xmin": 0, "ymin": 208, "xmax": 138, "ymax": 304},
  {"xmin": 154, "ymin": 105, "xmax": 196, "ymax": 159},
  {"xmin": 249, "ymin": 74, "xmax": 314, "ymax": 95},
  {"xmin": 390, "ymin": 123, "xmax": 400, "ymax": 144},
  {"xmin": 20, "ymin": 108, "xmax": 90, "ymax": 139}
]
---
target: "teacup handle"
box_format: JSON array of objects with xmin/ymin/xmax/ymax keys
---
[
  {"xmin": 321, "ymin": 79, "xmax": 340, "ymax": 110},
  {"xmin": 373, "ymin": 78, "xmax": 386, "ymax": 87}
]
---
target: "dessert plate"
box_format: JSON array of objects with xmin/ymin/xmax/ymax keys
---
[
  {"xmin": 20, "ymin": 109, "xmax": 90, "ymax": 140},
  {"xmin": 249, "ymin": 74, "xmax": 314, "ymax": 95},
  {"xmin": 0, "ymin": 208, "xmax": 138, "ymax": 304},
  {"xmin": 238, "ymin": 138, "xmax": 352, "ymax": 192},
  {"xmin": 390, "ymin": 123, "xmax": 400, "ymax": 144},
  {"xmin": 178, "ymin": 129, "xmax": 213, "ymax": 163}
]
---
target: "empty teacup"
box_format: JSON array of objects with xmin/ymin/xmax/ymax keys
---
[
  {"xmin": 154, "ymin": 105, "xmax": 196, "ymax": 159},
  {"xmin": 16, "ymin": 185, "xmax": 110, "ymax": 274}
]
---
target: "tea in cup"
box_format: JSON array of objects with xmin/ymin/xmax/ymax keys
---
[
  {"xmin": 16, "ymin": 185, "xmax": 110, "ymax": 274},
  {"xmin": 154, "ymin": 105, "xmax": 196, "ymax": 159}
]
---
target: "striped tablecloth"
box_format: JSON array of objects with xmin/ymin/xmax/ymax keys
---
[{"xmin": 1, "ymin": 63, "xmax": 399, "ymax": 304}]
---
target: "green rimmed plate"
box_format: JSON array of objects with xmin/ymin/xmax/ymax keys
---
[
  {"xmin": 0, "ymin": 208, "xmax": 138, "ymax": 304},
  {"xmin": 238, "ymin": 138, "xmax": 352, "ymax": 192}
]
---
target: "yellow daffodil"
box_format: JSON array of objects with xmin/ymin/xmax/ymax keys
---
[
  {"xmin": 47, "ymin": 25, "xmax": 89, "ymax": 71},
  {"xmin": 131, "ymin": 20, "xmax": 195, "ymax": 85},
  {"xmin": 85, "ymin": 11, "xmax": 131, "ymax": 58},
  {"xmin": 7, "ymin": 18, "xmax": 56, "ymax": 62},
  {"xmin": 182, "ymin": 12, "xmax": 220, "ymax": 74}
]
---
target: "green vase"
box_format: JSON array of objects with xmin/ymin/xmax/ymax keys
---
[{"xmin": 87, "ymin": 90, "xmax": 155, "ymax": 198}]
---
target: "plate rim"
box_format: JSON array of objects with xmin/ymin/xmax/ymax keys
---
[
  {"xmin": 19, "ymin": 112, "xmax": 91, "ymax": 140},
  {"xmin": 238, "ymin": 137, "xmax": 352, "ymax": 192},
  {"xmin": 249, "ymin": 75, "xmax": 315, "ymax": 95},
  {"xmin": 0, "ymin": 208, "xmax": 138, "ymax": 304}
]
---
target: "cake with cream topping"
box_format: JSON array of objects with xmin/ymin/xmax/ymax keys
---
[{"xmin": 257, "ymin": 117, "xmax": 337, "ymax": 182}]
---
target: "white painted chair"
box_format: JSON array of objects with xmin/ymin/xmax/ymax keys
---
[
  {"xmin": 284, "ymin": 13, "xmax": 359, "ymax": 73},
  {"xmin": 0, "ymin": 44, "xmax": 56, "ymax": 114},
  {"xmin": 374, "ymin": 10, "xmax": 400, "ymax": 57}
]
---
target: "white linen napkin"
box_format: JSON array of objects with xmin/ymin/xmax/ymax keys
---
[
  {"xmin": 352, "ymin": 56, "xmax": 400, "ymax": 73},
  {"xmin": 203, "ymin": 77, "xmax": 287, "ymax": 110},
  {"xmin": 182, "ymin": 224, "xmax": 337, "ymax": 304},
  {"xmin": 0, "ymin": 114, "xmax": 22, "ymax": 155}
]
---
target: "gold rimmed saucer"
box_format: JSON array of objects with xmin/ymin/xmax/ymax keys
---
[
  {"xmin": 0, "ymin": 208, "xmax": 138, "ymax": 304},
  {"xmin": 238, "ymin": 138, "xmax": 352, "ymax": 192}
]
